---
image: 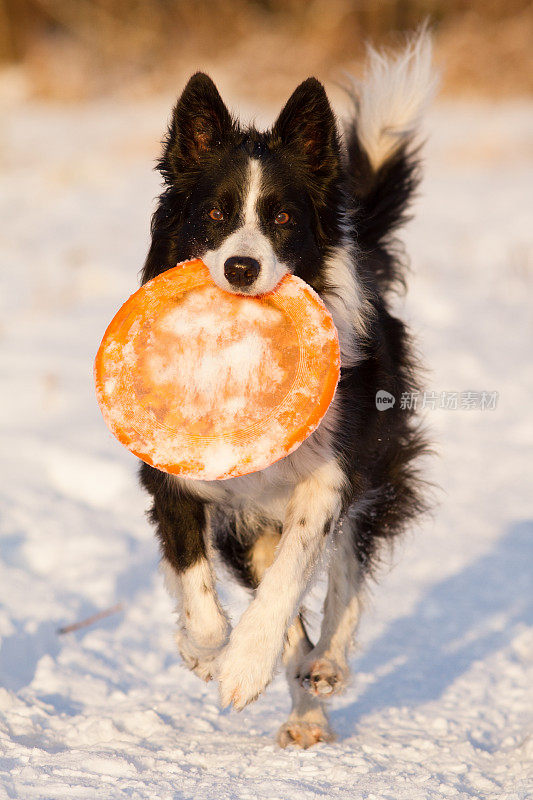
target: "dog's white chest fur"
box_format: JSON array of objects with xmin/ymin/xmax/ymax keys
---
[{"xmin": 175, "ymin": 451, "xmax": 308, "ymax": 522}]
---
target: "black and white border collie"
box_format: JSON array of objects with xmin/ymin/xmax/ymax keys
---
[{"xmin": 140, "ymin": 33, "xmax": 433, "ymax": 748}]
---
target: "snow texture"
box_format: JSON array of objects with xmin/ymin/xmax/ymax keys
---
[{"xmin": 1, "ymin": 94, "xmax": 532, "ymax": 799}]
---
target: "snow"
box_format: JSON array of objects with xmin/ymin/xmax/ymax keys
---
[{"xmin": 1, "ymin": 94, "xmax": 532, "ymax": 799}]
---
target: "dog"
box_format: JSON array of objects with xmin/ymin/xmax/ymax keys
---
[{"xmin": 139, "ymin": 32, "xmax": 433, "ymax": 748}]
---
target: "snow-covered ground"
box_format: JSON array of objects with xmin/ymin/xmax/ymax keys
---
[{"xmin": 1, "ymin": 92, "xmax": 532, "ymax": 799}]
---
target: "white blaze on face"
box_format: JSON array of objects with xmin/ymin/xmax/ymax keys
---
[
  {"xmin": 243, "ymin": 157, "xmax": 261, "ymax": 226},
  {"xmin": 203, "ymin": 157, "xmax": 289, "ymax": 296}
]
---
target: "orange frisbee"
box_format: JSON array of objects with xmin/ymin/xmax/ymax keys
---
[{"xmin": 94, "ymin": 259, "xmax": 340, "ymax": 480}]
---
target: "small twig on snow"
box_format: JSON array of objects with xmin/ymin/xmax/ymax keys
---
[{"xmin": 57, "ymin": 603, "xmax": 124, "ymax": 635}]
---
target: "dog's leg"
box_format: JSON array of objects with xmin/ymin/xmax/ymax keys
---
[
  {"xmin": 248, "ymin": 530, "xmax": 334, "ymax": 747},
  {"xmin": 161, "ymin": 550, "xmax": 230, "ymax": 682},
  {"xmin": 142, "ymin": 467, "xmax": 230, "ymax": 681},
  {"xmin": 299, "ymin": 518, "xmax": 363, "ymax": 698},
  {"xmin": 217, "ymin": 459, "xmax": 345, "ymax": 710},
  {"xmin": 277, "ymin": 614, "xmax": 335, "ymax": 748}
]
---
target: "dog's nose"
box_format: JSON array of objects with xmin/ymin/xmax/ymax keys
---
[{"xmin": 223, "ymin": 256, "xmax": 260, "ymax": 288}]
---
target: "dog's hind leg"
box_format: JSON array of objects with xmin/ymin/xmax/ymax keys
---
[
  {"xmin": 298, "ymin": 517, "xmax": 364, "ymax": 699},
  {"xmin": 247, "ymin": 527, "xmax": 334, "ymax": 747},
  {"xmin": 277, "ymin": 614, "xmax": 335, "ymax": 748}
]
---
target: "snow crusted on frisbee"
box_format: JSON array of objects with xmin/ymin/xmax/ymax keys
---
[{"xmin": 151, "ymin": 289, "xmax": 288, "ymax": 422}]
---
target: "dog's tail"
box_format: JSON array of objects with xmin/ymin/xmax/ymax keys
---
[{"xmin": 345, "ymin": 29, "xmax": 436, "ymax": 292}]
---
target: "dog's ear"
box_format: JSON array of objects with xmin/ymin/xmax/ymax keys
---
[
  {"xmin": 161, "ymin": 73, "xmax": 234, "ymax": 178},
  {"xmin": 272, "ymin": 78, "xmax": 340, "ymax": 174}
]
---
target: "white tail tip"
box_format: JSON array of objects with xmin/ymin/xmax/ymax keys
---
[{"xmin": 356, "ymin": 29, "xmax": 437, "ymax": 171}]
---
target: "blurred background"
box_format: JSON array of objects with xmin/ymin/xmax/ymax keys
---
[{"xmin": 1, "ymin": 0, "xmax": 532, "ymax": 101}]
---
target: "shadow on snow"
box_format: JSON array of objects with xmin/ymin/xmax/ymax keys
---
[{"xmin": 334, "ymin": 520, "xmax": 533, "ymax": 735}]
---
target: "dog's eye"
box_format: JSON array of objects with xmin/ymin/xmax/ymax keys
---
[
  {"xmin": 209, "ymin": 208, "xmax": 224, "ymax": 221},
  {"xmin": 274, "ymin": 211, "xmax": 290, "ymax": 225}
]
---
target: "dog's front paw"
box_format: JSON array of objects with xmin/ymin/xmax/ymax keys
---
[
  {"xmin": 175, "ymin": 623, "xmax": 230, "ymax": 683},
  {"xmin": 217, "ymin": 630, "xmax": 279, "ymax": 711},
  {"xmin": 177, "ymin": 642, "xmax": 219, "ymax": 682}
]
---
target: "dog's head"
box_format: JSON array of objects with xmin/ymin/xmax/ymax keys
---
[{"xmin": 157, "ymin": 73, "xmax": 344, "ymax": 295}]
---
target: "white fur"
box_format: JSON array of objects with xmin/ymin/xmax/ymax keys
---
[
  {"xmin": 355, "ymin": 29, "xmax": 435, "ymax": 171},
  {"xmin": 278, "ymin": 615, "xmax": 334, "ymax": 747},
  {"xmin": 320, "ymin": 228, "xmax": 372, "ymax": 367},
  {"xmin": 203, "ymin": 158, "xmax": 289, "ymax": 295},
  {"xmin": 298, "ymin": 519, "xmax": 364, "ymax": 697},
  {"xmin": 243, "ymin": 157, "xmax": 261, "ymax": 226},
  {"xmin": 217, "ymin": 459, "xmax": 346, "ymax": 709},
  {"xmin": 161, "ymin": 556, "xmax": 230, "ymax": 678}
]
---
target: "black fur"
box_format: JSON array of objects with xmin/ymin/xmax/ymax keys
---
[
  {"xmin": 140, "ymin": 462, "xmax": 207, "ymax": 573},
  {"xmin": 211, "ymin": 507, "xmax": 282, "ymax": 591},
  {"xmin": 336, "ymin": 331, "xmax": 428, "ymax": 569},
  {"xmin": 345, "ymin": 115, "xmax": 422, "ymax": 293},
  {"xmin": 141, "ymin": 74, "xmax": 345, "ymax": 289},
  {"xmin": 139, "ymin": 71, "xmax": 428, "ymax": 585}
]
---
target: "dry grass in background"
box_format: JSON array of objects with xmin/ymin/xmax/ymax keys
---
[{"xmin": 0, "ymin": 0, "xmax": 532, "ymax": 102}]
